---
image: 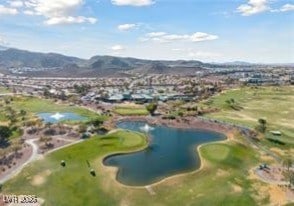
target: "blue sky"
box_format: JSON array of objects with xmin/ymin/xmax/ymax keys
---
[{"xmin": 0, "ymin": 0, "xmax": 293, "ymax": 63}]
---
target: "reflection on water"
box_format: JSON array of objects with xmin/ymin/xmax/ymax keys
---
[
  {"xmin": 140, "ymin": 124, "xmax": 154, "ymax": 132},
  {"xmin": 104, "ymin": 121, "xmax": 226, "ymax": 186},
  {"xmin": 38, "ymin": 112, "xmax": 87, "ymax": 123}
]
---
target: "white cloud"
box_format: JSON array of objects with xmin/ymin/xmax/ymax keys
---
[
  {"xmin": 24, "ymin": 0, "xmax": 83, "ymax": 17},
  {"xmin": 45, "ymin": 16, "xmax": 97, "ymax": 25},
  {"xmin": 171, "ymin": 48, "xmax": 183, "ymax": 52},
  {"xmin": 0, "ymin": 36, "xmax": 7, "ymax": 45},
  {"xmin": 237, "ymin": 1, "xmax": 294, "ymax": 15},
  {"xmin": 111, "ymin": 45, "xmax": 125, "ymax": 51},
  {"xmin": 21, "ymin": 0, "xmax": 97, "ymax": 25},
  {"xmin": 118, "ymin": 23, "xmax": 137, "ymax": 31},
  {"xmin": 280, "ymin": 4, "xmax": 294, "ymax": 12},
  {"xmin": 172, "ymin": 48, "xmax": 222, "ymax": 58},
  {"xmin": 111, "ymin": 0, "xmax": 155, "ymax": 6},
  {"xmin": 0, "ymin": 34, "xmax": 10, "ymax": 46},
  {"xmin": 172, "ymin": 48, "xmax": 221, "ymax": 60},
  {"xmin": 9, "ymin": 1, "xmax": 24, "ymax": 8},
  {"xmin": 190, "ymin": 32, "xmax": 219, "ymax": 42},
  {"xmin": 188, "ymin": 51, "xmax": 221, "ymax": 59},
  {"xmin": 0, "ymin": 5, "xmax": 18, "ymax": 15},
  {"xmin": 23, "ymin": 9, "xmax": 35, "ymax": 15},
  {"xmin": 146, "ymin": 32, "xmax": 166, "ymax": 37},
  {"xmin": 237, "ymin": 0, "xmax": 269, "ymax": 16},
  {"xmin": 143, "ymin": 32, "xmax": 218, "ymax": 43}
]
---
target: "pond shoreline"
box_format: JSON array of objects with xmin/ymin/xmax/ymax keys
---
[
  {"xmin": 102, "ymin": 118, "xmax": 231, "ymax": 188},
  {"xmin": 113, "ymin": 116, "xmax": 233, "ymax": 136}
]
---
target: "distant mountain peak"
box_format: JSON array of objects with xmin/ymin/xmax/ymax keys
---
[{"xmin": 0, "ymin": 45, "xmax": 8, "ymax": 51}]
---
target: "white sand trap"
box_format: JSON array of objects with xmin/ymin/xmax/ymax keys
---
[
  {"xmin": 31, "ymin": 170, "xmax": 51, "ymax": 186},
  {"xmin": 145, "ymin": 186, "xmax": 156, "ymax": 195},
  {"xmin": 216, "ymin": 169, "xmax": 230, "ymax": 177},
  {"xmin": 231, "ymin": 184, "xmax": 242, "ymax": 193}
]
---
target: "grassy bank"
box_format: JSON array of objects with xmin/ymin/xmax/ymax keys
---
[
  {"xmin": 202, "ymin": 86, "xmax": 294, "ymax": 151},
  {"xmin": 0, "ymin": 96, "xmax": 104, "ymax": 123},
  {"xmin": 114, "ymin": 105, "xmax": 148, "ymax": 116},
  {"xmin": 2, "ymin": 130, "xmax": 266, "ymax": 206},
  {"xmin": 11, "ymin": 96, "xmax": 98, "ymax": 118}
]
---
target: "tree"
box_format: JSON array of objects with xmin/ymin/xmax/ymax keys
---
[
  {"xmin": 43, "ymin": 88, "xmax": 51, "ymax": 98},
  {"xmin": 78, "ymin": 124, "xmax": 87, "ymax": 133},
  {"xmin": 11, "ymin": 144, "xmax": 22, "ymax": 155},
  {"xmin": 5, "ymin": 107, "xmax": 17, "ymax": 125},
  {"xmin": 20, "ymin": 109, "xmax": 27, "ymax": 116},
  {"xmin": 258, "ymin": 118, "xmax": 267, "ymax": 126},
  {"xmin": 146, "ymin": 102, "xmax": 158, "ymax": 116},
  {"xmin": 0, "ymin": 126, "xmax": 11, "ymax": 148},
  {"xmin": 59, "ymin": 91, "xmax": 67, "ymax": 101},
  {"xmin": 74, "ymin": 84, "xmax": 90, "ymax": 95},
  {"xmin": 39, "ymin": 136, "xmax": 53, "ymax": 148},
  {"xmin": 256, "ymin": 118, "xmax": 267, "ymax": 133},
  {"xmin": 90, "ymin": 118, "xmax": 104, "ymax": 128}
]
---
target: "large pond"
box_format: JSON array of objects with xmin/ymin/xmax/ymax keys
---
[
  {"xmin": 103, "ymin": 121, "xmax": 226, "ymax": 186},
  {"xmin": 37, "ymin": 112, "xmax": 87, "ymax": 123}
]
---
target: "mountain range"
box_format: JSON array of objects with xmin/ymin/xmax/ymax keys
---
[{"xmin": 0, "ymin": 47, "xmax": 291, "ymax": 77}]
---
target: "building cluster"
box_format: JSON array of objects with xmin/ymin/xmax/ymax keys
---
[
  {"xmin": 0, "ymin": 66, "xmax": 293, "ymax": 105},
  {"xmin": 8, "ymin": 67, "xmax": 59, "ymax": 75}
]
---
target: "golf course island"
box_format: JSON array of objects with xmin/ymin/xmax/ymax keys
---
[{"xmin": 0, "ymin": 86, "xmax": 293, "ymax": 206}]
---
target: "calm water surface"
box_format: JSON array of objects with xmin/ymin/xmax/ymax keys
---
[
  {"xmin": 103, "ymin": 121, "xmax": 226, "ymax": 186},
  {"xmin": 37, "ymin": 112, "xmax": 87, "ymax": 123}
]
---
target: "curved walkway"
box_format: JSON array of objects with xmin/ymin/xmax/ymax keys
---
[
  {"xmin": 0, "ymin": 138, "xmax": 40, "ymax": 184},
  {"xmin": 0, "ymin": 138, "xmax": 84, "ymax": 184}
]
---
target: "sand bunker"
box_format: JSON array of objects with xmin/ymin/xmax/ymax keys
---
[
  {"xmin": 216, "ymin": 169, "xmax": 230, "ymax": 177},
  {"xmin": 31, "ymin": 169, "xmax": 52, "ymax": 186},
  {"xmin": 231, "ymin": 184, "xmax": 242, "ymax": 193}
]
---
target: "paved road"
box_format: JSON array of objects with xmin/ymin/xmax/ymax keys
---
[
  {"xmin": 0, "ymin": 138, "xmax": 84, "ymax": 184},
  {"xmin": 46, "ymin": 139, "xmax": 84, "ymax": 155},
  {"xmin": 0, "ymin": 138, "xmax": 40, "ymax": 184}
]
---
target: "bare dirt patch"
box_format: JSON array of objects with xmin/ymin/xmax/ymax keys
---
[
  {"xmin": 0, "ymin": 145, "xmax": 33, "ymax": 182},
  {"xmin": 249, "ymin": 167, "xmax": 294, "ymax": 205},
  {"xmin": 268, "ymin": 185, "xmax": 287, "ymax": 206}
]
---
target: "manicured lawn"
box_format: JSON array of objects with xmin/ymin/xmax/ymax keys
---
[
  {"xmin": 202, "ymin": 86, "xmax": 294, "ymax": 148},
  {"xmin": 2, "ymin": 130, "xmax": 266, "ymax": 206},
  {"xmin": 2, "ymin": 130, "xmax": 148, "ymax": 206},
  {"xmin": 5, "ymin": 96, "xmax": 105, "ymax": 122},
  {"xmin": 114, "ymin": 105, "xmax": 148, "ymax": 116}
]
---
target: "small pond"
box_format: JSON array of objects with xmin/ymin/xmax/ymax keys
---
[
  {"xmin": 103, "ymin": 121, "xmax": 226, "ymax": 186},
  {"xmin": 37, "ymin": 112, "xmax": 87, "ymax": 123}
]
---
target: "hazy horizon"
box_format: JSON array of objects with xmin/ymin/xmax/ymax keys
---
[{"xmin": 0, "ymin": 0, "xmax": 293, "ymax": 63}]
